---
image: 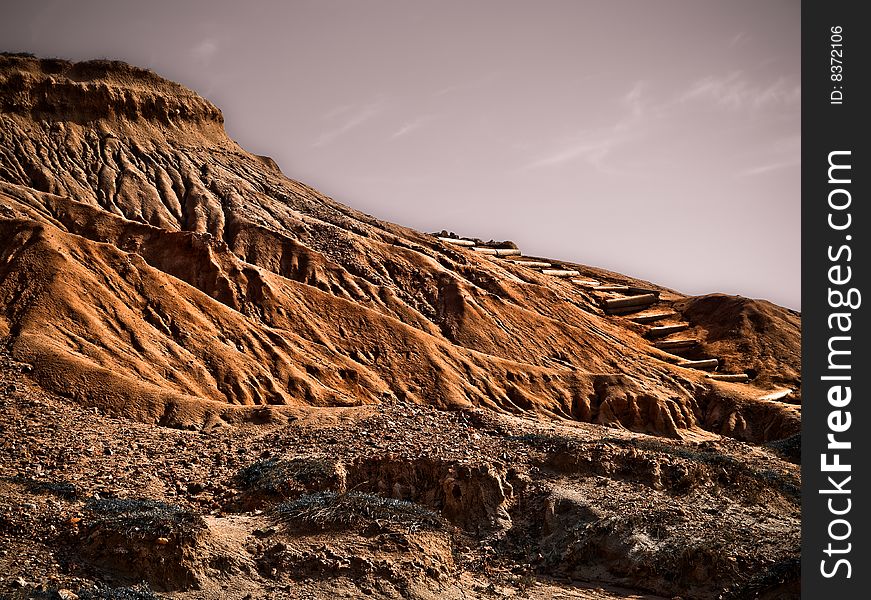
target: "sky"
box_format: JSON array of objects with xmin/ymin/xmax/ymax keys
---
[{"xmin": 1, "ymin": 0, "xmax": 801, "ymax": 308}]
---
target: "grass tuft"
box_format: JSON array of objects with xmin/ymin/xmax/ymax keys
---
[
  {"xmin": 82, "ymin": 498, "xmax": 205, "ymax": 543},
  {"xmin": 276, "ymin": 491, "xmax": 443, "ymax": 533},
  {"xmin": 237, "ymin": 457, "xmax": 343, "ymax": 494}
]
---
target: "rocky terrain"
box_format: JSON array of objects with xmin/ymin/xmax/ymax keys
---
[{"xmin": 0, "ymin": 53, "xmax": 800, "ymax": 599}]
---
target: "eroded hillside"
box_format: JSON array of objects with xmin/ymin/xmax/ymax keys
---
[{"xmin": 0, "ymin": 54, "xmax": 799, "ymax": 442}]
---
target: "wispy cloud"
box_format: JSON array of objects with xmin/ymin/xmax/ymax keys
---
[
  {"xmin": 738, "ymin": 160, "xmax": 800, "ymax": 177},
  {"xmin": 622, "ymin": 82, "xmax": 645, "ymax": 117},
  {"xmin": 737, "ymin": 134, "xmax": 801, "ymax": 177},
  {"xmin": 614, "ymin": 81, "xmax": 648, "ymax": 131},
  {"xmin": 681, "ymin": 72, "xmax": 800, "ymax": 110},
  {"xmin": 728, "ymin": 32, "xmax": 749, "ymax": 48},
  {"xmin": 524, "ymin": 81, "xmax": 652, "ymax": 173},
  {"xmin": 524, "ymin": 73, "xmax": 799, "ymax": 175},
  {"xmin": 190, "ymin": 39, "xmax": 218, "ymax": 64},
  {"xmin": 524, "ymin": 135, "xmax": 625, "ymax": 172},
  {"xmin": 391, "ymin": 115, "xmax": 436, "ymax": 139},
  {"xmin": 314, "ymin": 98, "xmax": 387, "ymax": 147}
]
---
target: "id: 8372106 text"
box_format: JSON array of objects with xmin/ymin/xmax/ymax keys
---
[{"xmin": 830, "ymin": 26, "xmax": 844, "ymax": 105}]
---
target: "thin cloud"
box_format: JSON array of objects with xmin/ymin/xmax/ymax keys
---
[
  {"xmin": 525, "ymin": 75, "xmax": 799, "ymax": 174},
  {"xmin": 681, "ymin": 72, "xmax": 800, "ymax": 110},
  {"xmin": 622, "ymin": 81, "xmax": 645, "ymax": 117},
  {"xmin": 524, "ymin": 134, "xmax": 624, "ymax": 172},
  {"xmin": 190, "ymin": 39, "xmax": 218, "ymax": 64},
  {"xmin": 391, "ymin": 115, "xmax": 436, "ymax": 139},
  {"xmin": 524, "ymin": 82, "xmax": 653, "ymax": 173},
  {"xmin": 738, "ymin": 160, "xmax": 800, "ymax": 177},
  {"xmin": 753, "ymin": 79, "xmax": 802, "ymax": 109},
  {"xmin": 737, "ymin": 135, "xmax": 801, "ymax": 177},
  {"xmin": 314, "ymin": 98, "xmax": 387, "ymax": 147},
  {"xmin": 728, "ymin": 32, "xmax": 749, "ymax": 48},
  {"xmin": 615, "ymin": 80, "xmax": 648, "ymax": 131}
]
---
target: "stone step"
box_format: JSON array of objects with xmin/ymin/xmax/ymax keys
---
[
  {"xmin": 437, "ymin": 237, "xmax": 475, "ymax": 246},
  {"xmin": 541, "ymin": 269, "xmax": 581, "ymax": 277},
  {"xmin": 479, "ymin": 247, "xmax": 522, "ymax": 256},
  {"xmin": 707, "ymin": 373, "xmax": 750, "ymax": 383},
  {"xmin": 759, "ymin": 388, "xmax": 794, "ymax": 401},
  {"xmin": 510, "ymin": 260, "xmax": 552, "ymax": 268},
  {"xmin": 654, "ymin": 338, "xmax": 699, "ymax": 350},
  {"xmin": 630, "ymin": 311, "xmax": 677, "ymax": 324},
  {"xmin": 594, "ymin": 285, "xmax": 631, "ymax": 293},
  {"xmin": 647, "ymin": 323, "xmax": 689, "ymax": 338},
  {"xmin": 677, "ymin": 358, "xmax": 719, "ymax": 370},
  {"xmin": 626, "ymin": 287, "xmax": 661, "ymax": 297},
  {"xmin": 570, "ymin": 278, "xmax": 601, "ymax": 287},
  {"xmin": 607, "ymin": 303, "xmax": 659, "ymax": 315},
  {"xmin": 604, "ymin": 293, "xmax": 658, "ymax": 310}
]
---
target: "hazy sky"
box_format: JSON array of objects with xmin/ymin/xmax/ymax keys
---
[{"xmin": 2, "ymin": 0, "xmax": 800, "ymax": 308}]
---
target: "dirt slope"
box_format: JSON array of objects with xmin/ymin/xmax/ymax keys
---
[
  {"xmin": 0, "ymin": 350, "xmax": 799, "ymax": 600},
  {"xmin": 0, "ymin": 54, "xmax": 799, "ymax": 442}
]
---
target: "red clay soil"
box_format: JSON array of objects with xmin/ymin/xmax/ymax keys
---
[{"xmin": 674, "ymin": 294, "xmax": 801, "ymax": 389}]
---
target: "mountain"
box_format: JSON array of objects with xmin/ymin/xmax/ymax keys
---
[{"xmin": 0, "ymin": 54, "xmax": 800, "ymax": 600}]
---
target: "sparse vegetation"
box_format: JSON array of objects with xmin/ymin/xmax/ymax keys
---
[
  {"xmin": 624, "ymin": 438, "xmax": 801, "ymax": 502},
  {"xmin": 276, "ymin": 491, "xmax": 443, "ymax": 532},
  {"xmin": 82, "ymin": 498, "xmax": 205, "ymax": 543},
  {"xmin": 24, "ymin": 479, "xmax": 79, "ymax": 500},
  {"xmin": 765, "ymin": 433, "xmax": 801, "ymax": 463},
  {"xmin": 75, "ymin": 583, "xmax": 167, "ymax": 600},
  {"xmin": 723, "ymin": 557, "xmax": 801, "ymax": 599},
  {"xmin": 236, "ymin": 457, "xmax": 345, "ymax": 506}
]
